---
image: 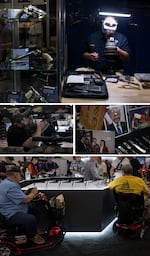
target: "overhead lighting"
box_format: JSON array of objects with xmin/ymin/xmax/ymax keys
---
[{"xmin": 99, "ymin": 12, "xmax": 131, "ymax": 18}]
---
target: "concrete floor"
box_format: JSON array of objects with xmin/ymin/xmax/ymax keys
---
[{"xmin": 23, "ymin": 219, "xmax": 150, "ymax": 256}]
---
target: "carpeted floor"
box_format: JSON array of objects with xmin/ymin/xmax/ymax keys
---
[{"xmin": 23, "ymin": 219, "xmax": 150, "ymax": 256}]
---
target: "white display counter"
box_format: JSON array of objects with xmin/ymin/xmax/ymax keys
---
[{"xmin": 22, "ymin": 180, "xmax": 108, "ymax": 191}]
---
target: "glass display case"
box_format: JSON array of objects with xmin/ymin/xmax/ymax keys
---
[{"xmin": 0, "ymin": 0, "xmax": 65, "ymax": 103}]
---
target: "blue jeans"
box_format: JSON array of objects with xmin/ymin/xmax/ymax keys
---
[{"xmin": 7, "ymin": 212, "xmax": 37, "ymax": 237}]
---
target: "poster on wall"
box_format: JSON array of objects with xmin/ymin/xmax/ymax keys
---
[
  {"xmin": 128, "ymin": 106, "xmax": 150, "ymax": 131},
  {"xmin": 104, "ymin": 105, "xmax": 129, "ymax": 138},
  {"xmin": 76, "ymin": 129, "xmax": 115, "ymax": 154}
]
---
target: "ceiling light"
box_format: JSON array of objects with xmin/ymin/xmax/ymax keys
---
[{"xmin": 99, "ymin": 12, "xmax": 131, "ymax": 18}]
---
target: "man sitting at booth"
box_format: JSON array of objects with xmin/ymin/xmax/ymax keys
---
[
  {"xmin": 0, "ymin": 166, "xmax": 45, "ymax": 244},
  {"xmin": 41, "ymin": 158, "xmax": 60, "ymax": 177},
  {"xmin": 6, "ymin": 114, "xmax": 48, "ymax": 152}
]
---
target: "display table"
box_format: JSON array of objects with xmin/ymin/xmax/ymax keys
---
[
  {"xmin": 22, "ymin": 180, "xmax": 115, "ymax": 232},
  {"xmin": 61, "ymin": 76, "xmax": 149, "ymax": 103},
  {"xmin": 115, "ymin": 126, "xmax": 150, "ymax": 154},
  {"xmin": 20, "ymin": 176, "xmax": 84, "ymax": 188},
  {"xmin": 0, "ymin": 143, "xmax": 73, "ymax": 154}
]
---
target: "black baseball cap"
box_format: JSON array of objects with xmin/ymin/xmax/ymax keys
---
[
  {"xmin": 12, "ymin": 114, "xmax": 23, "ymax": 124},
  {"xmin": 6, "ymin": 166, "xmax": 21, "ymax": 174}
]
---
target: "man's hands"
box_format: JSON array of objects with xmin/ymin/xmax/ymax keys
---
[
  {"xmin": 89, "ymin": 52, "xmax": 99, "ymax": 61},
  {"xmin": 36, "ymin": 120, "xmax": 49, "ymax": 132},
  {"xmin": 30, "ymin": 188, "xmax": 38, "ymax": 199},
  {"xmin": 23, "ymin": 187, "xmax": 39, "ymax": 204},
  {"xmin": 83, "ymin": 52, "xmax": 99, "ymax": 62},
  {"xmin": 116, "ymin": 47, "xmax": 130, "ymax": 61}
]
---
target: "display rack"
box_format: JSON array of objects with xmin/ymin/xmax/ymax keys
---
[{"xmin": 0, "ymin": 0, "xmax": 66, "ymax": 103}]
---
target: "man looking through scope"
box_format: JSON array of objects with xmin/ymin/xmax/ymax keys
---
[{"xmin": 83, "ymin": 16, "xmax": 131, "ymax": 73}]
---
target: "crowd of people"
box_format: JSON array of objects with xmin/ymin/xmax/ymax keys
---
[
  {"xmin": 0, "ymin": 157, "xmax": 61, "ymax": 181},
  {"xmin": 69, "ymin": 156, "xmax": 150, "ymax": 182},
  {"xmin": 0, "ymin": 156, "xmax": 149, "ymax": 182}
]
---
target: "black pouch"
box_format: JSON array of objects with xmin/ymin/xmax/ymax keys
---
[{"xmin": 62, "ymin": 70, "xmax": 108, "ymax": 99}]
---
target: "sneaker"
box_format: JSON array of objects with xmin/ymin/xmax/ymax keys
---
[
  {"xmin": 30, "ymin": 234, "xmax": 45, "ymax": 244},
  {"xmin": 37, "ymin": 228, "xmax": 46, "ymax": 235}
]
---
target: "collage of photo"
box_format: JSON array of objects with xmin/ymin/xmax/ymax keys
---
[{"xmin": 0, "ymin": 1, "xmax": 150, "ymax": 255}]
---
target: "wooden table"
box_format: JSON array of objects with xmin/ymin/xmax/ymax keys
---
[{"xmin": 61, "ymin": 76, "xmax": 149, "ymax": 104}]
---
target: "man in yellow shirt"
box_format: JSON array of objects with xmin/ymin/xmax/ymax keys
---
[
  {"xmin": 109, "ymin": 164, "xmax": 150, "ymax": 228},
  {"xmin": 108, "ymin": 164, "xmax": 148, "ymax": 199}
]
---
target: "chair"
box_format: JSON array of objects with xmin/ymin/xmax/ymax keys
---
[
  {"xmin": 112, "ymin": 191, "xmax": 148, "ymax": 239},
  {"xmin": 114, "ymin": 191, "xmax": 144, "ymax": 225}
]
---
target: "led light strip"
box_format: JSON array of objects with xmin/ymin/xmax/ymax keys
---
[{"xmin": 65, "ymin": 218, "xmax": 117, "ymax": 238}]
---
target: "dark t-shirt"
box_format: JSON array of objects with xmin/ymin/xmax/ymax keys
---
[
  {"xmin": 44, "ymin": 161, "xmax": 59, "ymax": 176},
  {"xmin": 7, "ymin": 125, "xmax": 28, "ymax": 147},
  {"xmin": 43, "ymin": 123, "xmax": 56, "ymax": 137},
  {"xmin": 83, "ymin": 30, "xmax": 131, "ymax": 72}
]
